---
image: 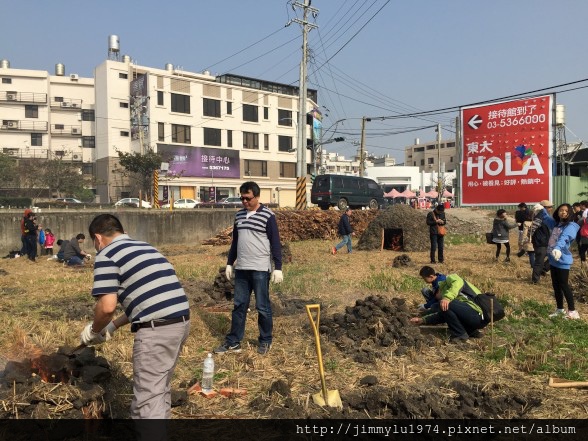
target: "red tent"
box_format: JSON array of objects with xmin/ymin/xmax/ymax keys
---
[
  {"xmin": 384, "ymin": 188, "xmax": 402, "ymax": 198},
  {"xmin": 425, "ymin": 190, "xmax": 438, "ymax": 198},
  {"xmin": 400, "ymin": 189, "xmax": 416, "ymax": 198},
  {"xmin": 443, "ymin": 189, "xmax": 454, "ymax": 198}
]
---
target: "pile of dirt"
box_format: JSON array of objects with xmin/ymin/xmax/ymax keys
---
[
  {"xmin": 320, "ymin": 295, "xmax": 427, "ymax": 363},
  {"xmin": 254, "ymin": 376, "xmax": 542, "ymax": 419},
  {"xmin": 357, "ymin": 205, "xmax": 430, "ymax": 252}
]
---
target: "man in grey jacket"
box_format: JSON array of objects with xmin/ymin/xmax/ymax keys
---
[{"xmin": 62, "ymin": 233, "xmax": 90, "ymax": 266}]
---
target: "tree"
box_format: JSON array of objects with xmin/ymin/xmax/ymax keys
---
[
  {"xmin": 0, "ymin": 153, "xmax": 18, "ymax": 187},
  {"xmin": 116, "ymin": 149, "xmax": 163, "ymax": 199}
]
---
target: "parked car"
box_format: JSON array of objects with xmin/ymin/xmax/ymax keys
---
[
  {"xmin": 161, "ymin": 198, "xmax": 200, "ymax": 209},
  {"xmin": 114, "ymin": 198, "xmax": 152, "ymax": 208},
  {"xmin": 220, "ymin": 197, "xmax": 243, "ymax": 205},
  {"xmin": 311, "ymin": 174, "xmax": 385, "ymax": 210},
  {"xmin": 55, "ymin": 198, "xmax": 82, "ymax": 204}
]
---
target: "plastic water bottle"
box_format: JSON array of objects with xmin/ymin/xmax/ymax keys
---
[{"xmin": 202, "ymin": 353, "xmax": 214, "ymax": 393}]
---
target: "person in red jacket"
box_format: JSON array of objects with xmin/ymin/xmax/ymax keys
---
[{"xmin": 44, "ymin": 228, "xmax": 56, "ymax": 255}]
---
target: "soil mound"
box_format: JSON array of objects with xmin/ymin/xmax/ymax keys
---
[
  {"xmin": 320, "ymin": 295, "xmax": 427, "ymax": 363},
  {"xmin": 357, "ymin": 205, "xmax": 430, "ymax": 252}
]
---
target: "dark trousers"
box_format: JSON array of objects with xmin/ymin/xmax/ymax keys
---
[
  {"xmin": 429, "ymin": 234, "xmax": 444, "ymax": 263},
  {"xmin": 495, "ymin": 242, "xmax": 511, "ymax": 258},
  {"xmin": 550, "ymin": 266, "xmax": 575, "ymax": 311},
  {"xmin": 25, "ymin": 235, "xmax": 37, "ymax": 261},
  {"xmin": 425, "ymin": 300, "xmax": 483, "ymax": 338},
  {"xmin": 532, "ymin": 246, "xmax": 550, "ymax": 283},
  {"xmin": 579, "ymin": 243, "xmax": 588, "ymax": 262}
]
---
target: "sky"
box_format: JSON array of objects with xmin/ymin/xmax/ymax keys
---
[{"xmin": 2, "ymin": 0, "xmax": 588, "ymax": 163}]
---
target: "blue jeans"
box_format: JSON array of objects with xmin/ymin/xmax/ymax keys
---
[
  {"xmin": 67, "ymin": 256, "xmax": 84, "ymax": 266},
  {"xmin": 335, "ymin": 234, "xmax": 352, "ymax": 253},
  {"xmin": 226, "ymin": 270, "xmax": 272, "ymax": 346},
  {"xmin": 425, "ymin": 300, "xmax": 483, "ymax": 338}
]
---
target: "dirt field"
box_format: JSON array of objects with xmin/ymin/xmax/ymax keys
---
[{"xmin": 0, "ymin": 207, "xmax": 587, "ymax": 420}]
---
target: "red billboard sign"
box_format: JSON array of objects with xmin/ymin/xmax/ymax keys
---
[{"xmin": 460, "ymin": 95, "xmax": 553, "ymax": 206}]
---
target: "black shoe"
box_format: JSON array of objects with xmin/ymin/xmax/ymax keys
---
[
  {"xmin": 468, "ymin": 330, "xmax": 483, "ymax": 338},
  {"xmin": 504, "ymin": 257, "xmax": 511, "ymax": 262},
  {"xmin": 449, "ymin": 334, "xmax": 469, "ymax": 344},
  {"xmin": 516, "ymin": 250, "xmax": 526, "ymax": 258},
  {"xmin": 430, "ymin": 261, "xmax": 436, "ymax": 264}
]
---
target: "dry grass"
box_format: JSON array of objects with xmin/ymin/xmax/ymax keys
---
[{"xmin": 1, "ymin": 223, "xmax": 587, "ymax": 419}]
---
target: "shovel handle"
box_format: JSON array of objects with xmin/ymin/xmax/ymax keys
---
[{"xmin": 305, "ymin": 304, "xmax": 329, "ymax": 402}]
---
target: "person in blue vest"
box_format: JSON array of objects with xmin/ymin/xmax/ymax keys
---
[
  {"xmin": 215, "ymin": 181, "xmax": 283, "ymax": 356},
  {"xmin": 417, "ymin": 265, "xmax": 446, "ymax": 312}
]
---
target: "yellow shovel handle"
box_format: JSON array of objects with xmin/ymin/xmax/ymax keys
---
[{"xmin": 306, "ymin": 304, "xmax": 329, "ymax": 402}]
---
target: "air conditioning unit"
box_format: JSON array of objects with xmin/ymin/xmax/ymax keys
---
[
  {"xmin": 3, "ymin": 121, "xmax": 17, "ymax": 128},
  {"xmin": 70, "ymin": 103, "xmax": 79, "ymax": 108},
  {"xmin": 61, "ymin": 102, "xmax": 71, "ymax": 108},
  {"xmin": 73, "ymin": 154, "xmax": 80, "ymax": 160},
  {"xmin": 71, "ymin": 127, "xmax": 80, "ymax": 134},
  {"xmin": 6, "ymin": 93, "xmax": 16, "ymax": 101},
  {"xmin": 70, "ymin": 74, "xmax": 79, "ymax": 80}
]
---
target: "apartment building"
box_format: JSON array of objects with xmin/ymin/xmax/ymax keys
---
[
  {"xmin": 0, "ymin": 60, "xmax": 96, "ymax": 179},
  {"xmin": 94, "ymin": 55, "xmax": 317, "ymax": 206},
  {"xmin": 404, "ymin": 137, "xmax": 458, "ymax": 174}
]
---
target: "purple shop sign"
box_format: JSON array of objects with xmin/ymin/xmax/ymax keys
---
[{"xmin": 157, "ymin": 144, "xmax": 241, "ymax": 178}]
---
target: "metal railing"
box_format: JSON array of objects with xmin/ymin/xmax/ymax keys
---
[
  {"xmin": 50, "ymin": 98, "xmax": 83, "ymax": 109},
  {"xmin": 0, "ymin": 120, "xmax": 48, "ymax": 132},
  {"xmin": 1, "ymin": 91, "xmax": 47, "ymax": 103},
  {"xmin": 50, "ymin": 124, "xmax": 82, "ymax": 136}
]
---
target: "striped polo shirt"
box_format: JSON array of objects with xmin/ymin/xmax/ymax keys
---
[
  {"xmin": 228, "ymin": 204, "xmax": 282, "ymax": 272},
  {"xmin": 92, "ymin": 234, "xmax": 189, "ymax": 323}
]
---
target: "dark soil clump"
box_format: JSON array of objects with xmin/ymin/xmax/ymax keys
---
[{"xmin": 320, "ymin": 295, "xmax": 427, "ymax": 363}]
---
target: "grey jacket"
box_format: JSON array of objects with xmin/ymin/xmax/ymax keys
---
[{"xmin": 492, "ymin": 217, "xmax": 517, "ymax": 242}]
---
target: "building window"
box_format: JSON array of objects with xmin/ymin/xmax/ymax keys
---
[
  {"xmin": 172, "ymin": 124, "xmax": 191, "ymax": 144},
  {"xmin": 82, "ymin": 163, "xmax": 94, "ymax": 175},
  {"xmin": 31, "ymin": 133, "xmax": 42, "ymax": 146},
  {"xmin": 244, "ymin": 159, "xmax": 267, "ymax": 177},
  {"xmin": 158, "ymin": 122, "xmax": 165, "ymax": 142},
  {"xmin": 120, "ymin": 131, "xmax": 129, "ymax": 137},
  {"xmin": 263, "ymin": 107, "xmax": 269, "ymax": 120},
  {"xmin": 278, "ymin": 136, "xmax": 292, "ymax": 152},
  {"xmin": 171, "ymin": 93, "xmax": 190, "ymax": 114},
  {"xmin": 203, "ymin": 98, "xmax": 221, "ymax": 117},
  {"xmin": 415, "ymin": 147, "xmax": 424, "ymax": 152},
  {"xmin": 55, "ymin": 124, "xmax": 64, "ymax": 130},
  {"xmin": 264, "ymin": 134, "xmax": 269, "ymax": 151},
  {"xmin": 120, "ymin": 102, "xmax": 129, "ymax": 108},
  {"xmin": 82, "ymin": 136, "xmax": 95, "ymax": 148},
  {"xmin": 413, "ymin": 161, "xmax": 417, "ymax": 166},
  {"xmin": 243, "ymin": 104, "xmax": 258, "ymax": 122},
  {"xmin": 226, "ymin": 101, "xmax": 232, "ymax": 115},
  {"xmin": 280, "ymin": 162, "xmax": 295, "ymax": 178},
  {"xmin": 243, "ymin": 131, "xmax": 259, "ymax": 150},
  {"xmin": 82, "ymin": 109, "xmax": 95, "ymax": 121},
  {"xmin": 450, "ymin": 156, "xmax": 454, "ymax": 162},
  {"xmin": 25, "ymin": 105, "xmax": 38, "ymax": 118},
  {"xmin": 1, "ymin": 78, "xmax": 11, "ymax": 84},
  {"xmin": 204, "ymin": 127, "xmax": 221, "ymax": 146},
  {"xmin": 446, "ymin": 142, "xmax": 455, "ymax": 147},
  {"xmin": 278, "ymin": 109, "xmax": 292, "ymax": 125},
  {"xmin": 157, "ymin": 91, "xmax": 164, "ymax": 106},
  {"xmin": 227, "ymin": 130, "xmax": 232, "ymax": 147},
  {"xmin": 426, "ymin": 144, "xmax": 436, "ymax": 150},
  {"xmin": 428, "ymin": 158, "xmax": 434, "ymax": 164},
  {"xmin": 119, "ymin": 73, "xmax": 128, "ymax": 79},
  {"xmin": 54, "ymin": 96, "xmax": 64, "ymax": 102},
  {"xmin": 420, "ymin": 159, "xmax": 425, "ymax": 166}
]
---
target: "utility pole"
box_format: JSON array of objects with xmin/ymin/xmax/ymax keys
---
[
  {"xmin": 359, "ymin": 117, "xmax": 367, "ymax": 177},
  {"xmin": 454, "ymin": 116, "xmax": 461, "ymax": 207},
  {"xmin": 436, "ymin": 123, "xmax": 442, "ymax": 196},
  {"xmin": 292, "ymin": 0, "xmax": 317, "ymax": 209}
]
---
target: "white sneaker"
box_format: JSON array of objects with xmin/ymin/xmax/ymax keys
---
[
  {"xmin": 566, "ymin": 310, "xmax": 580, "ymax": 320},
  {"xmin": 548, "ymin": 309, "xmax": 566, "ymax": 318}
]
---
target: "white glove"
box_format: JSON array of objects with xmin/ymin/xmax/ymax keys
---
[
  {"xmin": 551, "ymin": 249, "xmax": 562, "ymax": 261},
  {"xmin": 225, "ymin": 265, "xmax": 233, "ymax": 280},
  {"xmin": 101, "ymin": 321, "xmax": 117, "ymax": 341},
  {"xmin": 80, "ymin": 323, "xmax": 106, "ymax": 346},
  {"xmin": 85, "ymin": 254, "xmax": 92, "ymax": 261},
  {"xmin": 271, "ymin": 269, "xmax": 283, "ymax": 284},
  {"xmin": 532, "ymin": 203, "xmax": 544, "ymax": 213}
]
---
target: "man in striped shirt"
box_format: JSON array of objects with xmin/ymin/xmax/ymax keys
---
[
  {"xmin": 80, "ymin": 214, "xmax": 190, "ymax": 420},
  {"xmin": 214, "ymin": 181, "xmax": 283, "ymax": 355}
]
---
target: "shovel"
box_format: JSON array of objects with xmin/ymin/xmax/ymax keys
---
[{"xmin": 305, "ymin": 304, "xmax": 342, "ymax": 408}]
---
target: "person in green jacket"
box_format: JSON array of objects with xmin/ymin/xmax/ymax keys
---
[{"xmin": 410, "ymin": 272, "xmax": 484, "ymax": 343}]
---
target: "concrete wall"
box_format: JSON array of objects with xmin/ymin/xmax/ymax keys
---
[{"xmin": 0, "ymin": 209, "xmax": 236, "ymax": 255}]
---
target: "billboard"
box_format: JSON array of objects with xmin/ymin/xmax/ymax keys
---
[
  {"xmin": 130, "ymin": 74, "xmax": 149, "ymax": 141},
  {"xmin": 460, "ymin": 95, "xmax": 553, "ymax": 205},
  {"xmin": 157, "ymin": 144, "xmax": 241, "ymax": 178}
]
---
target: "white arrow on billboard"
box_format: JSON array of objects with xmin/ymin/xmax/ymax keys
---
[{"xmin": 468, "ymin": 114, "xmax": 483, "ymax": 129}]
